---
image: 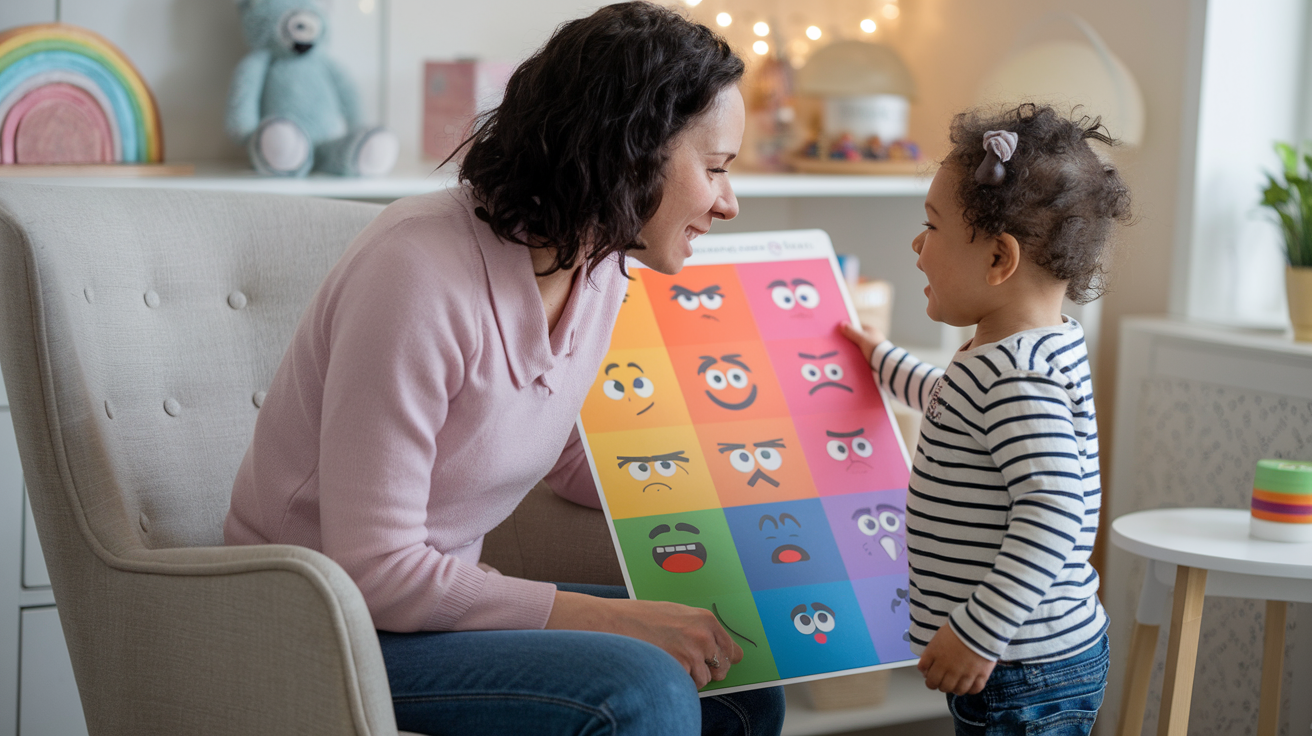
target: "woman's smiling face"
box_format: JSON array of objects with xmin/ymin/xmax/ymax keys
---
[{"xmin": 633, "ymin": 85, "xmax": 744, "ymax": 274}]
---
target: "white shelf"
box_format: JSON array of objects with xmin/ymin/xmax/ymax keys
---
[
  {"xmin": 3, "ymin": 161, "xmax": 932, "ymax": 201},
  {"xmin": 781, "ymin": 667, "xmax": 948, "ymax": 736}
]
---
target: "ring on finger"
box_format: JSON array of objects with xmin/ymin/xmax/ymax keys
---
[{"xmin": 704, "ymin": 654, "xmax": 721, "ymax": 669}]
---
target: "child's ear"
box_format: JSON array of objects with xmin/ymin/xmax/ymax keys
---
[{"xmin": 985, "ymin": 233, "xmax": 1021, "ymax": 287}]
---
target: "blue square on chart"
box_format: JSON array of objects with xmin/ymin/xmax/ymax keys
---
[
  {"xmin": 724, "ymin": 499, "xmax": 848, "ymax": 591},
  {"xmin": 753, "ymin": 581, "xmax": 879, "ymax": 679}
]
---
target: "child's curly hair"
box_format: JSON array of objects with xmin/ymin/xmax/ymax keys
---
[{"xmin": 944, "ymin": 103, "xmax": 1132, "ymax": 304}]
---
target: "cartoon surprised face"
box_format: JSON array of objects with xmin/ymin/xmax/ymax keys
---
[
  {"xmin": 769, "ymin": 278, "xmax": 821, "ymax": 316},
  {"xmin": 601, "ymin": 361, "xmax": 657, "ymax": 417},
  {"xmin": 699, "ymin": 354, "xmax": 757, "ymax": 411},
  {"xmin": 791, "ymin": 603, "xmax": 836, "ymax": 644},
  {"xmin": 799, "ymin": 350, "xmax": 852, "ymax": 396},
  {"xmin": 718, "ymin": 439, "xmax": 786, "ymax": 488},
  {"xmin": 617, "ymin": 450, "xmax": 690, "ymax": 493},
  {"xmin": 825, "ymin": 427, "xmax": 875, "ymax": 473},
  {"xmin": 854, "ymin": 504, "xmax": 905, "ymax": 562},
  {"xmin": 760, "ymin": 512, "xmax": 810, "ymax": 564},
  {"xmin": 671, "ymin": 284, "xmax": 725, "ymax": 319},
  {"xmin": 649, "ymin": 521, "xmax": 707, "ymax": 573}
]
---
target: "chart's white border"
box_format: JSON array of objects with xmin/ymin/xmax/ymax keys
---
[{"xmin": 578, "ymin": 229, "xmax": 917, "ymax": 696}]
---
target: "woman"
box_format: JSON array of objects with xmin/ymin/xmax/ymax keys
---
[{"xmin": 224, "ymin": 3, "xmax": 785, "ymax": 734}]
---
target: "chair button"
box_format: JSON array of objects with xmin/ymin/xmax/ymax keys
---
[
  {"xmin": 163, "ymin": 398, "xmax": 180, "ymax": 416},
  {"xmin": 144, "ymin": 290, "xmax": 160, "ymax": 308},
  {"xmin": 253, "ymin": 391, "xmax": 266, "ymax": 408},
  {"xmin": 104, "ymin": 399, "xmax": 114, "ymax": 419},
  {"xmin": 84, "ymin": 288, "xmax": 94, "ymax": 304},
  {"xmin": 228, "ymin": 291, "xmax": 248, "ymax": 310}
]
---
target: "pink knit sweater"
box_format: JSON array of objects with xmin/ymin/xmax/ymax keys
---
[{"xmin": 225, "ymin": 187, "xmax": 623, "ymax": 632}]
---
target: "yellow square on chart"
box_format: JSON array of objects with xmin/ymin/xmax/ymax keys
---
[
  {"xmin": 587, "ymin": 425, "xmax": 721, "ymax": 519},
  {"xmin": 581, "ymin": 347, "xmax": 692, "ymax": 433}
]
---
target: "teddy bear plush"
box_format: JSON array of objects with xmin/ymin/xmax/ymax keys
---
[{"xmin": 226, "ymin": 0, "xmax": 398, "ymax": 177}]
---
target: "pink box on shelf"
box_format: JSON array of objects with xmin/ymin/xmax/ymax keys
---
[{"xmin": 423, "ymin": 60, "xmax": 515, "ymax": 161}]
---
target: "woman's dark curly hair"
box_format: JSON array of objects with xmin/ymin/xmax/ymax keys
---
[
  {"xmin": 943, "ymin": 103, "xmax": 1133, "ymax": 303},
  {"xmin": 455, "ymin": 2, "xmax": 744, "ymax": 275}
]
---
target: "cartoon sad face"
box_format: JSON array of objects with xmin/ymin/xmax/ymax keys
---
[
  {"xmin": 791, "ymin": 603, "xmax": 836, "ymax": 644},
  {"xmin": 799, "ymin": 351, "xmax": 852, "ymax": 395},
  {"xmin": 854, "ymin": 504, "xmax": 905, "ymax": 561},
  {"xmin": 616, "ymin": 451, "xmax": 690, "ymax": 493},
  {"xmin": 825, "ymin": 427, "xmax": 874, "ymax": 472},
  {"xmin": 649, "ymin": 521, "xmax": 707, "ymax": 573},
  {"xmin": 698, "ymin": 354, "xmax": 758, "ymax": 411},
  {"xmin": 718, "ymin": 439, "xmax": 786, "ymax": 488},
  {"xmin": 601, "ymin": 361, "xmax": 657, "ymax": 416},
  {"xmin": 760, "ymin": 512, "xmax": 810, "ymax": 564}
]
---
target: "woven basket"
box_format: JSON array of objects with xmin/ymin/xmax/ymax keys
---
[{"xmin": 797, "ymin": 670, "xmax": 891, "ymax": 710}]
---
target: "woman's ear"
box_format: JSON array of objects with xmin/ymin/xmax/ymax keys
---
[{"xmin": 985, "ymin": 233, "xmax": 1021, "ymax": 287}]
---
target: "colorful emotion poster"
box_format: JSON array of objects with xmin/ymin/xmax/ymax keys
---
[{"xmin": 578, "ymin": 230, "xmax": 914, "ymax": 696}]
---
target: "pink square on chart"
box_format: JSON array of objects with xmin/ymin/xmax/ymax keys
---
[
  {"xmin": 736, "ymin": 259, "xmax": 852, "ymax": 341},
  {"xmin": 792, "ymin": 410, "xmax": 909, "ymax": 497},
  {"xmin": 765, "ymin": 336, "xmax": 881, "ymax": 418}
]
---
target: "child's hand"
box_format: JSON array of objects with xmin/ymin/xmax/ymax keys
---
[
  {"xmin": 840, "ymin": 322, "xmax": 887, "ymax": 365},
  {"xmin": 917, "ymin": 624, "xmax": 996, "ymax": 695}
]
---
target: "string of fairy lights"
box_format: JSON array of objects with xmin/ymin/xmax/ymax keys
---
[{"xmin": 679, "ymin": 0, "xmax": 902, "ymax": 67}]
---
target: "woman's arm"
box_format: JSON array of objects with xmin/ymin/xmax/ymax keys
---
[{"xmin": 542, "ymin": 425, "xmax": 601, "ymax": 509}]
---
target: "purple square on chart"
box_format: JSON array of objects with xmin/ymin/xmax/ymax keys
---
[
  {"xmin": 821, "ymin": 490, "xmax": 908, "ymax": 581},
  {"xmin": 852, "ymin": 575, "xmax": 916, "ymax": 664}
]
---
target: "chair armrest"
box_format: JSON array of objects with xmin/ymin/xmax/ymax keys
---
[
  {"xmin": 69, "ymin": 543, "xmax": 399, "ymax": 736},
  {"xmin": 481, "ymin": 481, "xmax": 624, "ymax": 587}
]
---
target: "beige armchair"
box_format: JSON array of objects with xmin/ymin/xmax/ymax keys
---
[{"xmin": 0, "ymin": 183, "xmax": 622, "ymax": 736}]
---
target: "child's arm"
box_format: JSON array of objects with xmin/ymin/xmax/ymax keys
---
[
  {"xmin": 947, "ymin": 370, "xmax": 1089, "ymax": 661},
  {"xmin": 842, "ymin": 322, "xmax": 945, "ymax": 412}
]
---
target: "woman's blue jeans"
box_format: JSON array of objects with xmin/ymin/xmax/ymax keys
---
[
  {"xmin": 376, "ymin": 582, "xmax": 786, "ymax": 736},
  {"xmin": 945, "ymin": 633, "xmax": 1110, "ymax": 736}
]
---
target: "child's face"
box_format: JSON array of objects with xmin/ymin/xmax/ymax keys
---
[{"xmin": 911, "ymin": 167, "xmax": 991, "ymax": 327}]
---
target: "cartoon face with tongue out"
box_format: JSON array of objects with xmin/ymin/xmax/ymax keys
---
[
  {"xmin": 791, "ymin": 603, "xmax": 836, "ymax": 644},
  {"xmin": 649, "ymin": 521, "xmax": 708, "ymax": 573}
]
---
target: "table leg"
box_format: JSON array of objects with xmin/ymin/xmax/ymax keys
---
[
  {"xmin": 1157, "ymin": 565, "xmax": 1206, "ymax": 736},
  {"xmin": 1257, "ymin": 600, "xmax": 1287, "ymax": 736},
  {"xmin": 1116, "ymin": 621, "xmax": 1160, "ymax": 736}
]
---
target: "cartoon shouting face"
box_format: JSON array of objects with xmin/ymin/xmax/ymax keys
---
[
  {"xmin": 649, "ymin": 521, "xmax": 707, "ymax": 573},
  {"xmin": 617, "ymin": 450, "xmax": 690, "ymax": 493},
  {"xmin": 718, "ymin": 439, "xmax": 786, "ymax": 488},
  {"xmin": 854, "ymin": 503, "xmax": 905, "ymax": 561},
  {"xmin": 791, "ymin": 603, "xmax": 836, "ymax": 644},
  {"xmin": 759, "ymin": 512, "xmax": 810, "ymax": 564}
]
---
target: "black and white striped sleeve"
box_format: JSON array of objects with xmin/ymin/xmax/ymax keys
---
[
  {"xmin": 946, "ymin": 370, "xmax": 1087, "ymax": 660},
  {"xmin": 869, "ymin": 341, "xmax": 944, "ymax": 413}
]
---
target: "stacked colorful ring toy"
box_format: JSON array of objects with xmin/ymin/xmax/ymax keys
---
[
  {"xmin": 1250, "ymin": 459, "xmax": 1312, "ymax": 542},
  {"xmin": 0, "ymin": 23, "xmax": 162, "ymax": 165}
]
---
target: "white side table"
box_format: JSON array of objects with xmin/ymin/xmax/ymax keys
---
[{"xmin": 1111, "ymin": 508, "xmax": 1312, "ymax": 736}]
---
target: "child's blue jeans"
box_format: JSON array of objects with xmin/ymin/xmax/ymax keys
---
[{"xmin": 945, "ymin": 633, "xmax": 1109, "ymax": 736}]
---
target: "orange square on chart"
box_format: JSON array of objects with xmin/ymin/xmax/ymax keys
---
[
  {"xmin": 668, "ymin": 341, "xmax": 791, "ymax": 425},
  {"xmin": 589, "ymin": 425, "xmax": 722, "ymax": 519},
  {"xmin": 581, "ymin": 347, "xmax": 692, "ymax": 433},
  {"xmin": 696, "ymin": 417, "xmax": 818, "ymax": 508},
  {"xmin": 643, "ymin": 265, "xmax": 762, "ymax": 346},
  {"xmin": 610, "ymin": 272, "xmax": 665, "ymax": 350}
]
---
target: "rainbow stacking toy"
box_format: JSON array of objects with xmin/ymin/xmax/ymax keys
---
[
  {"xmin": 0, "ymin": 23, "xmax": 162, "ymax": 165},
  {"xmin": 1250, "ymin": 459, "xmax": 1312, "ymax": 542}
]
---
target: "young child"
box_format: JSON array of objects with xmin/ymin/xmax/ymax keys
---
[{"xmin": 843, "ymin": 103, "xmax": 1132, "ymax": 735}]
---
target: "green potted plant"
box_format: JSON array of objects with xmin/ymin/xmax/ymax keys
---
[{"xmin": 1262, "ymin": 142, "xmax": 1312, "ymax": 341}]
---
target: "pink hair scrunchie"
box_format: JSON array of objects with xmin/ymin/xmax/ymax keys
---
[{"xmin": 975, "ymin": 129, "xmax": 1018, "ymax": 185}]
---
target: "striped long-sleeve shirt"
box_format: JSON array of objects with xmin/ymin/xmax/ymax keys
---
[{"xmin": 870, "ymin": 318, "xmax": 1106, "ymax": 663}]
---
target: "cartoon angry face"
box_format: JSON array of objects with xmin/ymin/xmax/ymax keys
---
[
  {"xmin": 601, "ymin": 361, "xmax": 657, "ymax": 417},
  {"xmin": 798, "ymin": 350, "xmax": 852, "ymax": 395},
  {"xmin": 853, "ymin": 503, "xmax": 905, "ymax": 561},
  {"xmin": 760, "ymin": 512, "xmax": 811, "ymax": 564},
  {"xmin": 791, "ymin": 603, "xmax": 836, "ymax": 644},
  {"xmin": 616, "ymin": 451, "xmax": 690, "ymax": 493},
  {"xmin": 698, "ymin": 354, "xmax": 758, "ymax": 411},
  {"xmin": 649, "ymin": 521, "xmax": 707, "ymax": 573},
  {"xmin": 718, "ymin": 439, "xmax": 786, "ymax": 488},
  {"xmin": 824, "ymin": 427, "xmax": 874, "ymax": 473},
  {"xmin": 670, "ymin": 284, "xmax": 725, "ymax": 319},
  {"xmin": 769, "ymin": 278, "xmax": 821, "ymax": 315}
]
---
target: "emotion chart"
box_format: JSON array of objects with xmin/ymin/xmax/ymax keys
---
[{"xmin": 578, "ymin": 230, "xmax": 914, "ymax": 695}]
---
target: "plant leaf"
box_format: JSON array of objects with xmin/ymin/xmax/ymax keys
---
[
  {"xmin": 1263, "ymin": 176, "xmax": 1291, "ymax": 207},
  {"xmin": 1276, "ymin": 141, "xmax": 1298, "ymax": 175}
]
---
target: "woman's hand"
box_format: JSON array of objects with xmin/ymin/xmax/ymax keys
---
[
  {"xmin": 917, "ymin": 624, "xmax": 996, "ymax": 695},
  {"xmin": 546, "ymin": 591, "xmax": 743, "ymax": 688},
  {"xmin": 840, "ymin": 321, "xmax": 887, "ymax": 365}
]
